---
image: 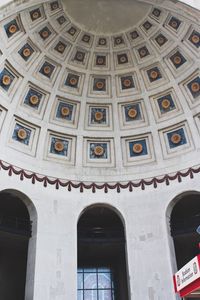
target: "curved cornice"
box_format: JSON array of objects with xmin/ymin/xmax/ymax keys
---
[{"xmin": 0, "ymin": 159, "xmax": 198, "ymax": 192}]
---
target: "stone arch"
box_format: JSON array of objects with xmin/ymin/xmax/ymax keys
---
[
  {"xmin": 166, "ymin": 190, "xmax": 200, "ymax": 272},
  {"xmin": 0, "ymin": 188, "xmax": 37, "ymax": 300},
  {"xmin": 77, "ymin": 203, "xmax": 130, "ymax": 300}
]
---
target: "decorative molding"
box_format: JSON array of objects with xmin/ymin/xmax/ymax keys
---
[{"xmin": 0, "ymin": 159, "xmax": 198, "ymax": 193}]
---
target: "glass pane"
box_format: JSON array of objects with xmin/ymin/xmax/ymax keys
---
[
  {"xmin": 84, "ymin": 273, "xmax": 97, "ymax": 289},
  {"xmin": 84, "ymin": 268, "xmax": 97, "ymax": 273},
  {"xmin": 98, "ymin": 267, "xmax": 110, "ymax": 273},
  {"xmin": 77, "ymin": 290, "xmax": 83, "ymax": 300},
  {"xmin": 98, "ymin": 289, "xmax": 112, "ymax": 300},
  {"xmin": 78, "ymin": 268, "xmax": 84, "ymax": 273},
  {"xmin": 98, "ymin": 273, "xmax": 112, "ymax": 289},
  {"xmin": 77, "ymin": 267, "xmax": 115, "ymax": 300},
  {"xmin": 84, "ymin": 290, "xmax": 98, "ymax": 300},
  {"xmin": 78, "ymin": 273, "xmax": 83, "ymax": 289}
]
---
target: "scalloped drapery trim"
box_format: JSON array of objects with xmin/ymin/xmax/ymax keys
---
[{"xmin": 0, "ymin": 159, "xmax": 199, "ymax": 192}]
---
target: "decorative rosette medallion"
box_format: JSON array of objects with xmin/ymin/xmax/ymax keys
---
[
  {"xmin": 191, "ymin": 82, "xmax": 200, "ymax": 93},
  {"xmin": 54, "ymin": 141, "xmax": 64, "ymax": 152},
  {"xmin": 9, "ymin": 24, "xmax": 17, "ymax": 34},
  {"xmin": 94, "ymin": 145, "xmax": 104, "ymax": 156},
  {"xmin": 133, "ymin": 143, "xmax": 143, "ymax": 154},
  {"xmin": 61, "ymin": 106, "xmax": 70, "ymax": 117},
  {"xmin": 94, "ymin": 111, "xmax": 103, "ymax": 121},
  {"xmin": 2, "ymin": 75, "xmax": 11, "ymax": 86},
  {"xmin": 150, "ymin": 70, "xmax": 158, "ymax": 80},
  {"xmin": 29, "ymin": 95, "xmax": 39, "ymax": 106},
  {"xmin": 128, "ymin": 108, "xmax": 137, "ymax": 119},
  {"xmin": 171, "ymin": 133, "xmax": 181, "ymax": 145},
  {"xmin": 161, "ymin": 99, "xmax": 170, "ymax": 110},
  {"xmin": 23, "ymin": 48, "xmax": 31, "ymax": 58},
  {"xmin": 17, "ymin": 128, "xmax": 27, "ymax": 140}
]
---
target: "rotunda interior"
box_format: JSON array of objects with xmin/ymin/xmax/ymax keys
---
[
  {"xmin": 0, "ymin": 0, "xmax": 200, "ymax": 299},
  {"xmin": 0, "ymin": 0, "xmax": 199, "ymax": 185}
]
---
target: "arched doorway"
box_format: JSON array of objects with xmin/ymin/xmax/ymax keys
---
[
  {"xmin": 0, "ymin": 190, "xmax": 36, "ymax": 300},
  {"xmin": 77, "ymin": 205, "xmax": 129, "ymax": 300},
  {"xmin": 170, "ymin": 192, "xmax": 200, "ymax": 270}
]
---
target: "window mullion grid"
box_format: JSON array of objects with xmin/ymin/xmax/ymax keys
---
[
  {"xmin": 83, "ymin": 270, "xmax": 85, "ymax": 300},
  {"xmin": 111, "ymin": 269, "xmax": 114, "ymax": 300},
  {"xmin": 78, "ymin": 268, "xmax": 115, "ymax": 300},
  {"xmin": 97, "ymin": 269, "xmax": 99, "ymax": 300}
]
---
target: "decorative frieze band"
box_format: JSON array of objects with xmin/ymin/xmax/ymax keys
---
[{"xmin": 0, "ymin": 159, "xmax": 198, "ymax": 193}]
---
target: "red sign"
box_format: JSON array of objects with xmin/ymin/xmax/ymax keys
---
[{"xmin": 174, "ymin": 255, "xmax": 200, "ymax": 297}]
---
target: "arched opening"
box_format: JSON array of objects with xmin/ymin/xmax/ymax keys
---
[
  {"xmin": 0, "ymin": 189, "xmax": 36, "ymax": 300},
  {"xmin": 170, "ymin": 192, "xmax": 200, "ymax": 270},
  {"xmin": 77, "ymin": 205, "xmax": 129, "ymax": 300}
]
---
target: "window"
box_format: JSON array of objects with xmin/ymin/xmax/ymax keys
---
[
  {"xmin": 170, "ymin": 193, "xmax": 200, "ymax": 269},
  {"xmin": 77, "ymin": 206, "xmax": 129, "ymax": 300},
  {"xmin": 78, "ymin": 267, "xmax": 115, "ymax": 300}
]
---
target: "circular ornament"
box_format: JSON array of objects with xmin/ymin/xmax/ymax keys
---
[
  {"xmin": 54, "ymin": 141, "xmax": 64, "ymax": 152},
  {"xmin": 32, "ymin": 11, "xmax": 39, "ymax": 20},
  {"xmin": 9, "ymin": 24, "xmax": 17, "ymax": 34},
  {"xmin": 2, "ymin": 75, "xmax": 11, "ymax": 86},
  {"xmin": 131, "ymin": 31, "xmax": 138, "ymax": 39},
  {"xmin": 191, "ymin": 34, "xmax": 200, "ymax": 44},
  {"xmin": 17, "ymin": 128, "xmax": 27, "ymax": 140},
  {"xmin": 97, "ymin": 57, "xmax": 104, "ymax": 65},
  {"xmin": 69, "ymin": 77, "xmax": 78, "ymax": 86},
  {"xmin": 171, "ymin": 133, "xmax": 181, "ymax": 144},
  {"xmin": 157, "ymin": 36, "xmax": 165, "ymax": 45},
  {"xmin": 83, "ymin": 35, "xmax": 89, "ymax": 42},
  {"xmin": 69, "ymin": 28, "xmax": 75, "ymax": 35},
  {"xmin": 94, "ymin": 111, "xmax": 103, "ymax": 121},
  {"xmin": 191, "ymin": 82, "xmax": 200, "ymax": 93},
  {"xmin": 43, "ymin": 66, "xmax": 51, "ymax": 75},
  {"xmin": 150, "ymin": 70, "xmax": 158, "ymax": 79},
  {"xmin": 123, "ymin": 79, "xmax": 131, "ymax": 88},
  {"xmin": 173, "ymin": 56, "xmax": 182, "ymax": 65},
  {"xmin": 41, "ymin": 30, "xmax": 49, "ymax": 38},
  {"xmin": 128, "ymin": 108, "xmax": 137, "ymax": 119},
  {"xmin": 139, "ymin": 49, "xmax": 147, "ymax": 57},
  {"xmin": 30, "ymin": 95, "xmax": 39, "ymax": 106},
  {"xmin": 116, "ymin": 38, "xmax": 122, "ymax": 44},
  {"xmin": 58, "ymin": 17, "xmax": 65, "ymax": 24},
  {"xmin": 23, "ymin": 48, "xmax": 31, "ymax": 57},
  {"xmin": 96, "ymin": 81, "xmax": 104, "ymax": 89},
  {"xmin": 171, "ymin": 20, "xmax": 178, "ymax": 28},
  {"xmin": 76, "ymin": 53, "xmax": 84, "ymax": 60},
  {"xmin": 52, "ymin": 3, "xmax": 58, "ymax": 10},
  {"xmin": 161, "ymin": 99, "xmax": 170, "ymax": 109},
  {"xmin": 119, "ymin": 56, "xmax": 126, "ymax": 63},
  {"xmin": 144, "ymin": 22, "xmax": 151, "ymax": 29},
  {"xmin": 153, "ymin": 9, "xmax": 160, "ymax": 17},
  {"xmin": 133, "ymin": 143, "xmax": 143, "ymax": 154},
  {"xmin": 99, "ymin": 38, "xmax": 106, "ymax": 45},
  {"xmin": 57, "ymin": 44, "xmax": 65, "ymax": 53},
  {"xmin": 94, "ymin": 145, "xmax": 104, "ymax": 156},
  {"xmin": 61, "ymin": 106, "xmax": 70, "ymax": 117}
]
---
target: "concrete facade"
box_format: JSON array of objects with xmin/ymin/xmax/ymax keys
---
[
  {"xmin": 1, "ymin": 169, "xmax": 200, "ymax": 299},
  {"xmin": 0, "ymin": 0, "xmax": 200, "ymax": 299}
]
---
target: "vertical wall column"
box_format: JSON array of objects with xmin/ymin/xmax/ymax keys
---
[{"xmin": 32, "ymin": 191, "xmax": 77, "ymax": 300}]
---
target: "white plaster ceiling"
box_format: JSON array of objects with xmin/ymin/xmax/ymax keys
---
[
  {"xmin": 62, "ymin": 0, "xmax": 151, "ymax": 34},
  {"xmin": 0, "ymin": 0, "xmax": 199, "ymax": 10},
  {"xmin": 0, "ymin": 0, "xmax": 199, "ymax": 184}
]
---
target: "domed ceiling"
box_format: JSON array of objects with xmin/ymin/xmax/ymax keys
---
[
  {"xmin": 62, "ymin": 0, "xmax": 151, "ymax": 34},
  {"xmin": 0, "ymin": 0, "xmax": 199, "ymax": 190}
]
